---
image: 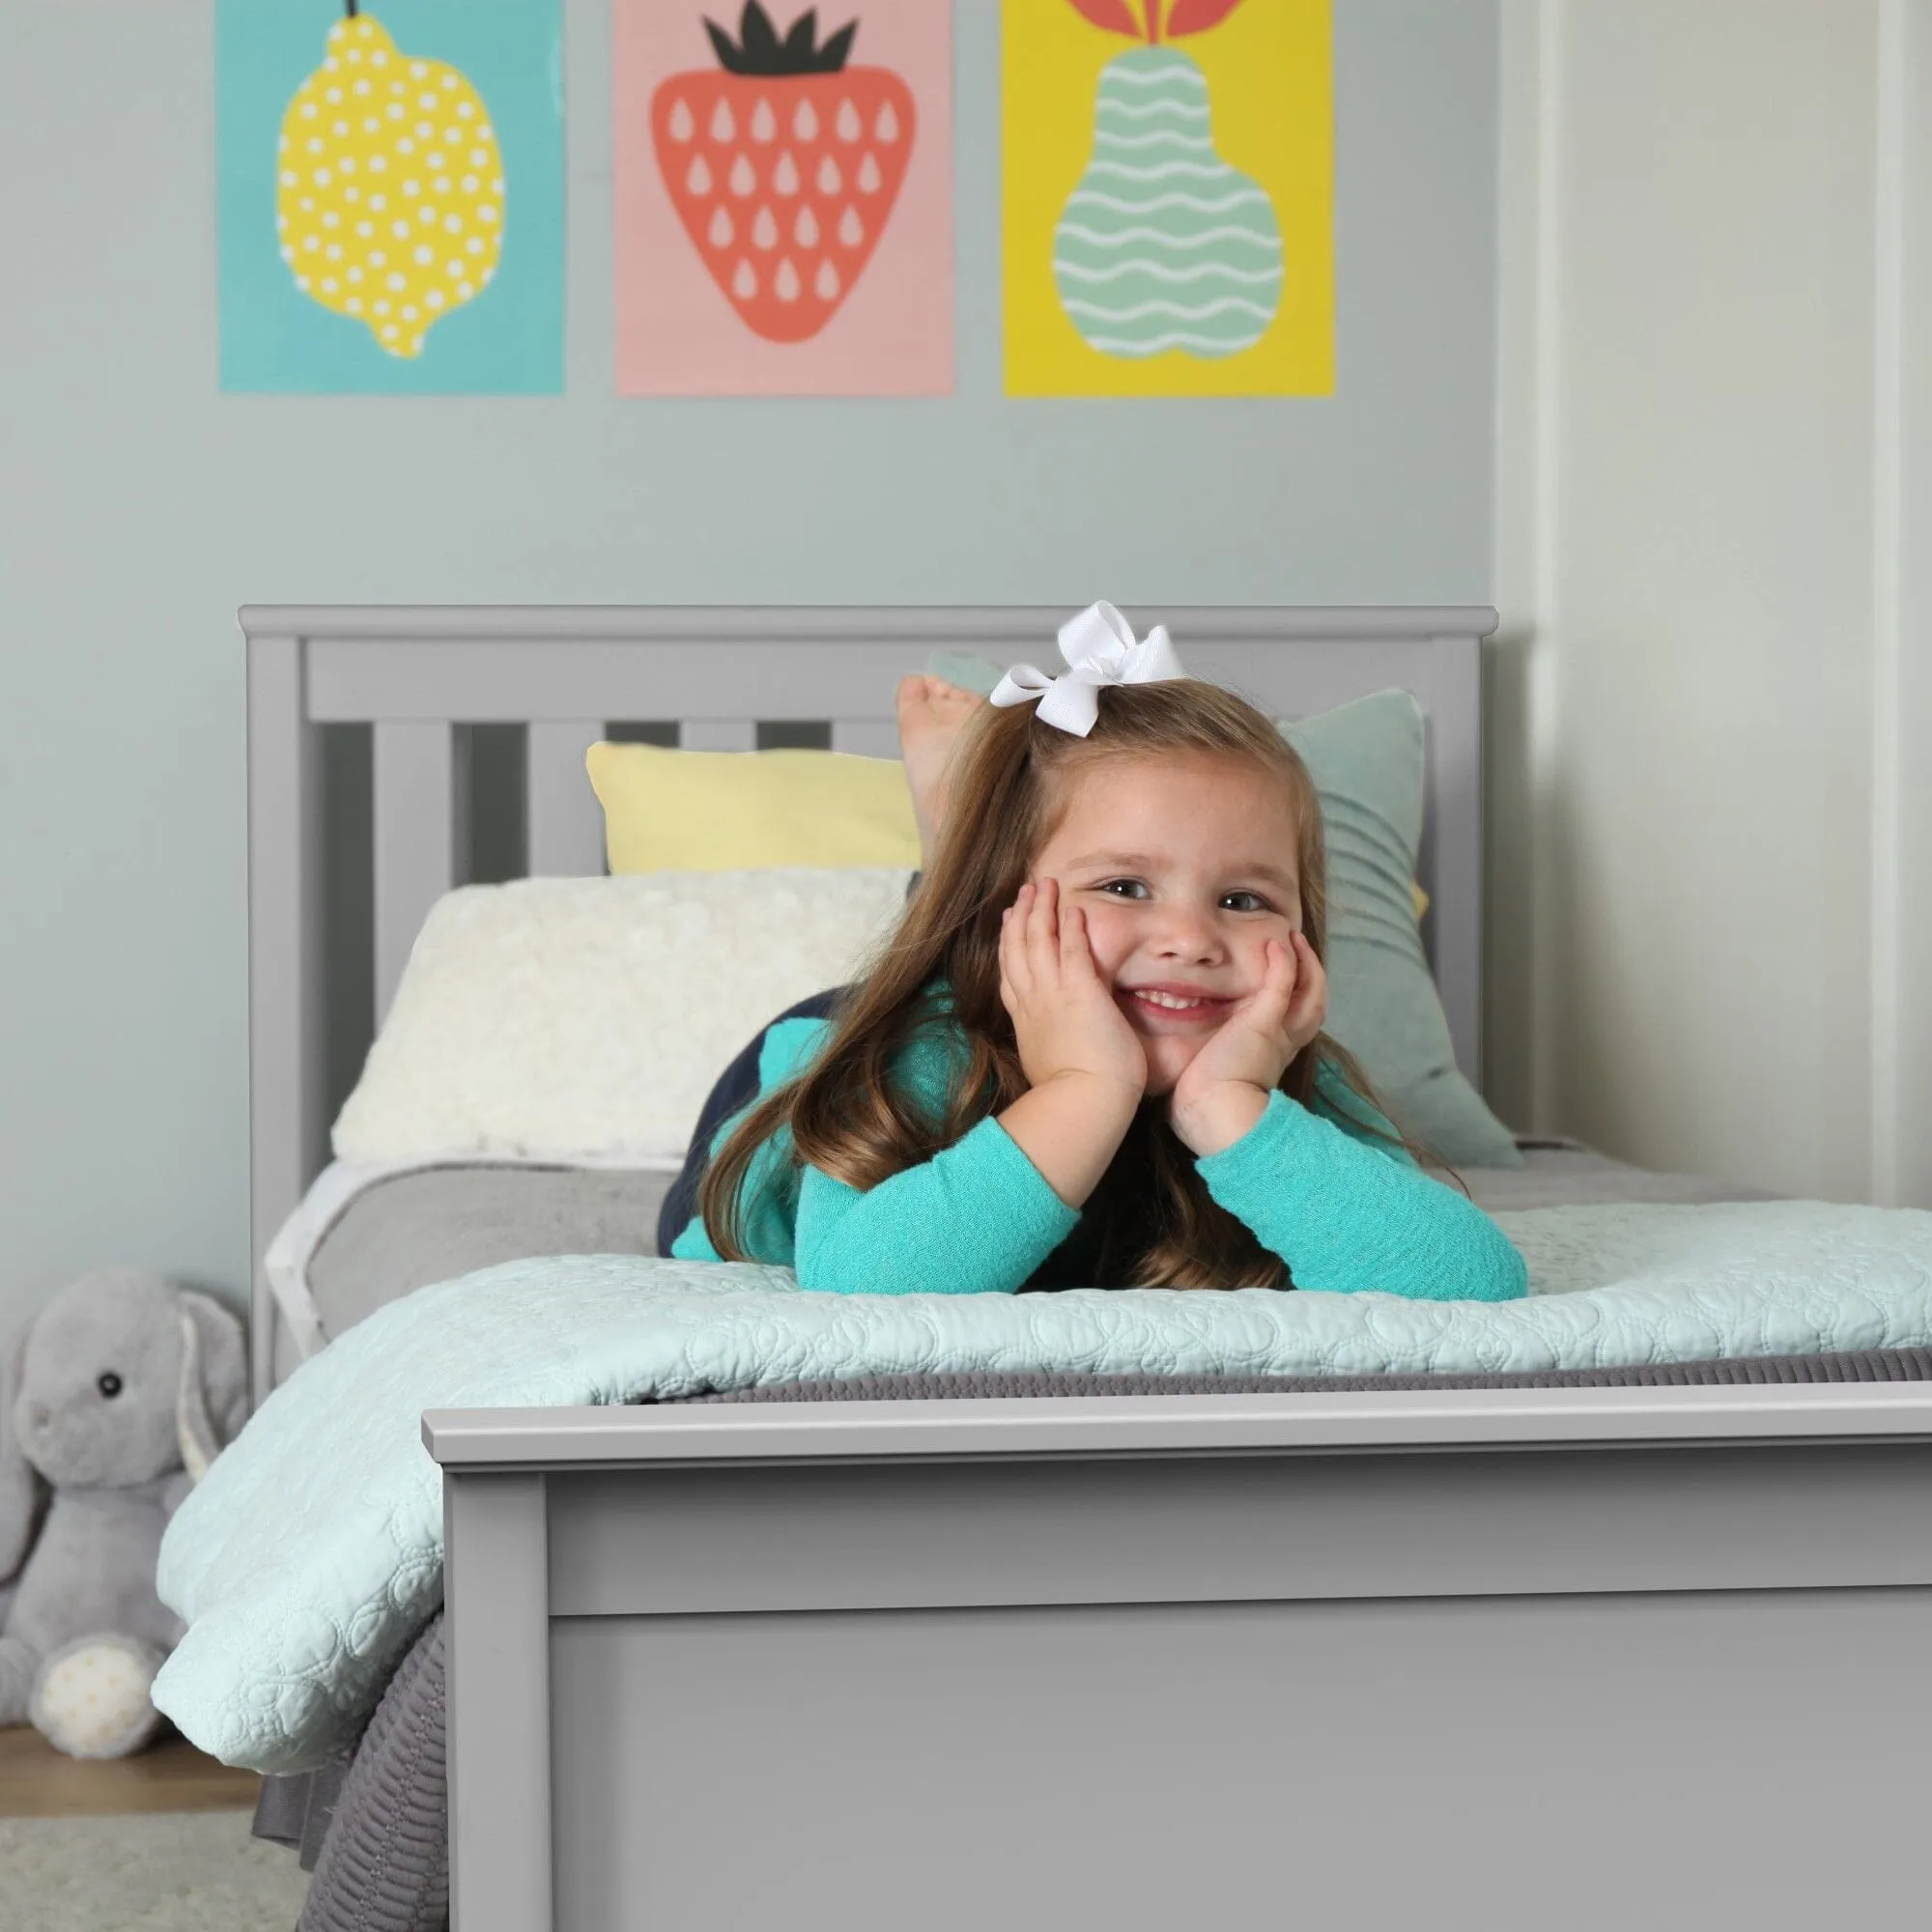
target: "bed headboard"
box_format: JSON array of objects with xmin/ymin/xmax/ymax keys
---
[{"xmin": 243, "ymin": 603, "xmax": 1495, "ymax": 1391}]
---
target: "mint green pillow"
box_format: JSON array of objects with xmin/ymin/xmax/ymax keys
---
[{"xmin": 1281, "ymin": 691, "xmax": 1521, "ymax": 1169}]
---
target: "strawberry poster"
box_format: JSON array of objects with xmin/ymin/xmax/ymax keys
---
[
  {"xmin": 614, "ymin": 1, "xmax": 952, "ymax": 395},
  {"xmin": 217, "ymin": 1, "xmax": 565, "ymax": 393},
  {"xmin": 1003, "ymin": 0, "xmax": 1332, "ymax": 397}
]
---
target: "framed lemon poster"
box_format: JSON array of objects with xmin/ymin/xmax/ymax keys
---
[
  {"xmin": 1003, "ymin": 0, "xmax": 1331, "ymax": 397},
  {"xmin": 217, "ymin": 1, "xmax": 564, "ymax": 393}
]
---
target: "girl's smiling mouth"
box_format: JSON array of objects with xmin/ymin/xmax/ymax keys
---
[{"xmin": 1116, "ymin": 982, "xmax": 1236, "ymax": 1031}]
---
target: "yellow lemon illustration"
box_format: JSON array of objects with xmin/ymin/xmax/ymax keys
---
[{"xmin": 276, "ymin": 11, "xmax": 505, "ymax": 358}]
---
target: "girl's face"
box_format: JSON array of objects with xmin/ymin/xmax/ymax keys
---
[{"xmin": 1028, "ymin": 753, "xmax": 1306, "ymax": 1097}]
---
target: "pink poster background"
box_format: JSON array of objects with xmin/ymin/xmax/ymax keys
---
[{"xmin": 614, "ymin": 0, "xmax": 952, "ymax": 395}]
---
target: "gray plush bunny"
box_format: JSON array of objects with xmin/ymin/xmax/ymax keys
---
[{"xmin": 0, "ymin": 1268, "xmax": 246, "ymax": 1758}]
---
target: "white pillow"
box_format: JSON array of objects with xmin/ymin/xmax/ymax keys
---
[{"xmin": 331, "ymin": 869, "xmax": 914, "ymax": 1168}]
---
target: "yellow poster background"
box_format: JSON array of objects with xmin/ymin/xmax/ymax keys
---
[{"xmin": 1003, "ymin": 0, "xmax": 1332, "ymax": 396}]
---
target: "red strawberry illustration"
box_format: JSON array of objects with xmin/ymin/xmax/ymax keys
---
[{"xmin": 652, "ymin": 4, "xmax": 916, "ymax": 343}]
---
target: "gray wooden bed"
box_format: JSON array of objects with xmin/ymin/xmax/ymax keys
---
[
  {"xmin": 242, "ymin": 606, "xmax": 1932, "ymax": 1932},
  {"xmin": 243, "ymin": 603, "xmax": 1490, "ymax": 1402}
]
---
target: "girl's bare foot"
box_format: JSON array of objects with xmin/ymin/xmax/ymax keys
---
[{"xmin": 896, "ymin": 674, "xmax": 984, "ymax": 855}]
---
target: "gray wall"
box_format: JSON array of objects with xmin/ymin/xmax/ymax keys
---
[{"xmin": 0, "ymin": 0, "xmax": 1499, "ymax": 1334}]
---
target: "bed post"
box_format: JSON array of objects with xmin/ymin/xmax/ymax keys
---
[
  {"xmin": 246, "ymin": 627, "xmax": 325, "ymax": 1410},
  {"xmin": 444, "ymin": 1470, "xmax": 554, "ymax": 1932},
  {"xmin": 1427, "ymin": 628, "xmax": 1486, "ymax": 1084}
]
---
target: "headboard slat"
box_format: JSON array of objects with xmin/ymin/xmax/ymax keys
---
[
  {"xmin": 527, "ymin": 722, "xmax": 607, "ymax": 877},
  {"xmin": 830, "ymin": 719, "xmax": 903, "ymax": 758},
  {"xmin": 373, "ymin": 721, "xmax": 458, "ymax": 1022},
  {"xmin": 680, "ymin": 721, "xmax": 759, "ymax": 751}
]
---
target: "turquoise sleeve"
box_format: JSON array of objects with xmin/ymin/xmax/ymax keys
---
[
  {"xmin": 1306, "ymin": 1059, "xmax": 1417, "ymax": 1160},
  {"xmin": 1197, "ymin": 1091, "xmax": 1529, "ymax": 1302},
  {"xmin": 792, "ymin": 1117, "xmax": 1080, "ymax": 1295},
  {"xmin": 668, "ymin": 1217, "xmax": 722, "ymax": 1263},
  {"xmin": 668, "ymin": 1015, "xmax": 835, "ymax": 1267}
]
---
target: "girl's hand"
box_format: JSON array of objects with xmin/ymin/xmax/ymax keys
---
[
  {"xmin": 996, "ymin": 880, "xmax": 1145, "ymax": 1208},
  {"xmin": 999, "ymin": 880, "xmax": 1147, "ymax": 1102},
  {"xmin": 1168, "ymin": 932, "xmax": 1326, "ymax": 1156}
]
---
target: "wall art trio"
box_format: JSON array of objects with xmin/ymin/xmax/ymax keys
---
[{"xmin": 216, "ymin": 0, "xmax": 1329, "ymax": 398}]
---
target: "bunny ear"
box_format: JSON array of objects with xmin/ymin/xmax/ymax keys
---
[
  {"xmin": 0, "ymin": 1323, "xmax": 46, "ymax": 1583},
  {"xmin": 174, "ymin": 1293, "xmax": 249, "ymax": 1484}
]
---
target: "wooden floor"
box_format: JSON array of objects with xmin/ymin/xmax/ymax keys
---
[{"xmin": 0, "ymin": 1724, "xmax": 259, "ymax": 1818}]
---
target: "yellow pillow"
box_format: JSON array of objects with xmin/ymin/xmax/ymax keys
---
[
  {"xmin": 586, "ymin": 742, "xmax": 923, "ymax": 874},
  {"xmin": 587, "ymin": 742, "xmax": 1435, "ymax": 911}
]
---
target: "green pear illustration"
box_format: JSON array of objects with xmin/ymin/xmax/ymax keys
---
[{"xmin": 1051, "ymin": 0, "xmax": 1282, "ymax": 358}]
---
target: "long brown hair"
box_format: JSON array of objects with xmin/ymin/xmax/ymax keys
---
[{"xmin": 699, "ymin": 679, "xmax": 1425, "ymax": 1289}]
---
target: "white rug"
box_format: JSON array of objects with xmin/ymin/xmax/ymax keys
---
[{"xmin": 0, "ymin": 1810, "xmax": 310, "ymax": 1930}]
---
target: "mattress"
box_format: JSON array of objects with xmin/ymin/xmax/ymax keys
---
[
  {"xmin": 1455, "ymin": 1139, "xmax": 1776, "ymax": 1211},
  {"xmin": 268, "ymin": 1161, "xmax": 674, "ymax": 1366},
  {"xmin": 273, "ymin": 1140, "xmax": 1774, "ymax": 1366}
]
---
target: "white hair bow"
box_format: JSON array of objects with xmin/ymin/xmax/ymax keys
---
[{"xmin": 988, "ymin": 601, "xmax": 1188, "ymax": 737}]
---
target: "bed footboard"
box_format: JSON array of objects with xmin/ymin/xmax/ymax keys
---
[{"xmin": 427, "ymin": 1386, "xmax": 1932, "ymax": 1932}]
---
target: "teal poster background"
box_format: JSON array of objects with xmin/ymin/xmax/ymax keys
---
[{"xmin": 217, "ymin": 1, "xmax": 564, "ymax": 393}]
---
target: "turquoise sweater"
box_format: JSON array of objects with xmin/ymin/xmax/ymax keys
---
[{"xmin": 670, "ymin": 1011, "xmax": 1528, "ymax": 1301}]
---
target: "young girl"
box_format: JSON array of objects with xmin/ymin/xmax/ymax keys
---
[{"xmin": 670, "ymin": 609, "xmax": 1527, "ymax": 1301}]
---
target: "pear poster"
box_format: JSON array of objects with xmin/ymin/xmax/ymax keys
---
[
  {"xmin": 217, "ymin": 1, "xmax": 565, "ymax": 394},
  {"xmin": 614, "ymin": 0, "xmax": 952, "ymax": 396},
  {"xmin": 1003, "ymin": 0, "xmax": 1332, "ymax": 397}
]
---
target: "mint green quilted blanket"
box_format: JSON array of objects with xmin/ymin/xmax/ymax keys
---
[{"xmin": 155, "ymin": 1202, "xmax": 1932, "ymax": 1772}]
